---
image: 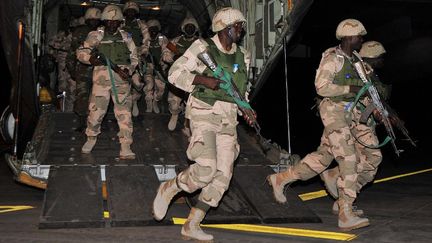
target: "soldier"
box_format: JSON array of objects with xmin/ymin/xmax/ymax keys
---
[
  {"xmin": 267, "ymin": 19, "xmax": 383, "ymax": 231},
  {"xmin": 122, "ymin": 1, "xmax": 150, "ymax": 117},
  {"xmin": 48, "ymin": 29, "xmax": 73, "ymax": 111},
  {"xmin": 166, "ymin": 16, "xmax": 200, "ymax": 132},
  {"xmin": 144, "ymin": 19, "xmax": 170, "ymax": 113},
  {"xmin": 152, "ymin": 7, "xmax": 255, "ymax": 241},
  {"xmin": 66, "ymin": 7, "xmax": 101, "ymax": 131},
  {"xmin": 359, "ymin": 41, "xmax": 391, "ymax": 100},
  {"xmin": 317, "ymin": 40, "xmax": 392, "ymax": 215},
  {"xmin": 77, "ymin": 5, "xmax": 138, "ymax": 159}
]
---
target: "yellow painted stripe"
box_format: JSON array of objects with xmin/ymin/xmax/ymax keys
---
[
  {"xmin": 373, "ymin": 168, "xmax": 432, "ymax": 183},
  {"xmin": 299, "ymin": 190, "xmax": 328, "ymax": 201},
  {"xmin": 0, "ymin": 205, "xmax": 34, "ymax": 214},
  {"xmin": 299, "ymin": 167, "xmax": 432, "ymax": 201},
  {"xmin": 172, "ymin": 218, "xmax": 356, "ymax": 241},
  {"xmin": 104, "ymin": 211, "xmax": 110, "ymax": 218}
]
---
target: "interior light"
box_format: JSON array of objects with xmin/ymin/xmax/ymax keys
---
[
  {"xmin": 81, "ymin": 1, "xmax": 89, "ymax": 6},
  {"xmin": 151, "ymin": 6, "xmax": 161, "ymax": 10}
]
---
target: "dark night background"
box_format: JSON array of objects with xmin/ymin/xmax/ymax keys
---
[
  {"xmin": 253, "ymin": 0, "xmax": 432, "ymax": 164},
  {"xmin": 1, "ymin": 0, "xmax": 431, "ymax": 162}
]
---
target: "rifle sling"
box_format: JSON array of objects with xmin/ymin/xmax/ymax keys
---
[{"xmin": 105, "ymin": 57, "xmax": 130, "ymax": 105}]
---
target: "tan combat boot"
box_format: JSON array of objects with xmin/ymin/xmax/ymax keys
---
[
  {"xmin": 119, "ymin": 144, "xmax": 136, "ymax": 160},
  {"xmin": 145, "ymin": 99, "xmax": 152, "ymax": 113},
  {"xmin": 332, "ymin": 201, "xmax": 364, "ymax": 216},
  {"xmin": 152, "ymin": 178, "xmax": 181, "ymax": 221},
  {"xmin": 168, "ymin": 114, "xmax": 178, "ymax": 131},
  {"xmin": 267, "ymin": 168, "xmax": 299, "ymax": 203},
  {"xmin": 81, "ymin": 136, "xmax": 97, "ymax": 153},
  {"xmin": 181, "ymin": 208, "xmax": 214, "ymax": 242},
  {"xmin": 132, "ymin": 101, "xmax": 139, "ymax": 117},
  {"xmin": 338, "ymin": 200, "xmax": 370, "ymax": 231},
  {"xmin": 320, "ymin": 167, "xmax": 339, "ymax": 199},
  {"xmin": 153, "ymin": 100, "xmax": 160, "ymax": 114}
]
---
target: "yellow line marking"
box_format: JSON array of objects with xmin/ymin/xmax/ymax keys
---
[
  {"xmin": 104, "ymin": 211, "xmax": 110, "ymax": 218},
  {"xmin": 299, "ymin": 190, "xmax": 328, "ymax": 201},
  {"xmin": 168, "ymin": 168, "xmax": 432, "ymax": 241},
  {"xmin": 172, "ymin": 217, "xmax": 356, "ymax": 241},
  {"xmin": 299, "ymin": 167, "xmax": 432, "ymax": 201},
  {"xmin": 0, "ymin": 205, "xmax": 34, "ymax": 214},
  {"xmin": 373, "ymin": 168, "xmax": 432, "ymax": 183}
]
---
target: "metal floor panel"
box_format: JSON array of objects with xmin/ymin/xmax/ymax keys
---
[
  {"xmin": 233, "ymin": 166, "xmax": 321, "ymax": 224},
  {"xmin": 39, "ymin": 166, "xmax": 104, "ymax": 229},
  {"xmin": 106, "ymin": 165, "xmax": 189, "ymax": 227},
  {"xmin": 35, "ymin": 112, "xmax": 272, "ymax": 167},
  {"xmin": 186, "ymin": 182, "xmax": 262, "ymax": 224}
]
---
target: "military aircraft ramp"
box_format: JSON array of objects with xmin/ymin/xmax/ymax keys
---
[{"xmin": 19, "ymin": 112, "xmax": 320, "ymax": 228}]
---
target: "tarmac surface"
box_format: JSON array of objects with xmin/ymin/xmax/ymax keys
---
[{"xmin": 1, "ymin": 125, "xmax": 432, "ymax": 242}]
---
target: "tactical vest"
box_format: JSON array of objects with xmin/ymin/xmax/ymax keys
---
[
  {"xmin": 176, "ymin": 36, "xmax": 196, "ymax": 55},
  {"xmin": 149, "ymin": 37, "xmax": 162, "ymax": 61},
  {"xmin": 97, "ymin": 31, "xmax": 131, "ymax": 65},
  {"xmin": 191, "ymin": 38, "xmax": 247, "ymax": 106},
  {"xmin": 123, "ymin": 20, "xmax": 142, "ymax": 47},
  {"xmin": 331, "ymin": 54, "xmax": 364, "ymax": 102}
]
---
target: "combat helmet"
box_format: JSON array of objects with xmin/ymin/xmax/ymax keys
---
[
  {"xmin": 147, "ymin": 19, "xmax": 161, "ymax": 31},
  {"xmin": 336, "ymin": 19, "xmax": 367, "ymax": 40},
  {"xmin": 359, "ymin": 41, "xmax": 386, "ymax": 58},
  {"xmin": 84, "ymin": 7, "xmax": 101, "ymax": 20},
  {"xmin": 101, "ymin": 5, "xmax": 124, "ymax": 21},
  {"xmin": 212, "ymin": 7, "xmax": 246, "ymax": 32},
  {"xmin": 123, "ymin": 1, "xmax": 140, "ymax": 13},
  {"xmin": 181, "ymin": 17, "xmax": 199, "ymax": 33}
]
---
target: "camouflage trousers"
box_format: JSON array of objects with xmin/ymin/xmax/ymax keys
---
[
  {"xmin": 293, "ymin": 98, "xmax": 382, "ymax": 202},
  {"xmin": 167, "ymin": 90, "xmax": 182, "ymax": 115},
  {"xmin": 73, "ymin": 64, "xmax": 93, "ymax": 116},
  {"xmin": 57, "ymin": 54, "xmax": 75, "ymax": 112},
  {"xmin": 65, "ymin": 78, "xmax": 76, "ymax": 113},
  {"xmin": 143, "ymin": 63, "xmax": 166, "ymax": 103},
  {"xmin": 131, "ymin": 72, "xmax": 144, "ymax": 103},
  {"xmin": 85, "ymin": 66, "xmax": 133, "ymax": 144},
  {"xmin": 176, "ymin": 97, "xmax": 240, "ymax": 207}
]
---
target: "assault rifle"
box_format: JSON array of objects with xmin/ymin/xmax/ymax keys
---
[
  {"xmin": 352, "ymin": 51, "xmax": 416, "ymax": 156},
  {"xmin": 90, "ymin": 49, "xmax": 130, "ymax": 82},
  {"xmin": 197, "ymin": 50, "xmax": 261, "ymax": 136},
  {"xmin": 145, "ymin": 52, "xmax": 168, "ymax": 83}
]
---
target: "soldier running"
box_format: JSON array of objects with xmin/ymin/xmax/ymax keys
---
[
  {"xmin": 267, "ymin": 19, "xmax": 387, "ymax": 231},
  {"xmin": 152, "ymin": 7, "xmax": 255, "ymax": 242}
]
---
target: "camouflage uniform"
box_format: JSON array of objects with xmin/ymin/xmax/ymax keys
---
[
  {"xmin": 268, "ymin": 19, "xmax": 377, "ymax": 231},
  {"xmin": 77, "ymin": 13, "xmax": 138, "ymax": 156},
  {"xmin": 66, "ymin": 8, "xmax": 101, "ymax": 123},
  {"xmin": 48, "ymin": 31, "xmax": 74, "ymax": 111},
  {"xmin": 166, "ymin": 17, "xmax": 200, "ymax": 131},
  {"xmin": 144, "ymin": 19, "xmax": 172, "ymax": 113},
  {"xmin": 152, "ymin": 7, "xmax": 249, "ymax": 242},
  {"xmin": 122, "ymin": 2, "xmax": 150, "ymax": 116},
  {"xmin": 319, "ymin": 41, "xmax": 391, "ymax": 197}
]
